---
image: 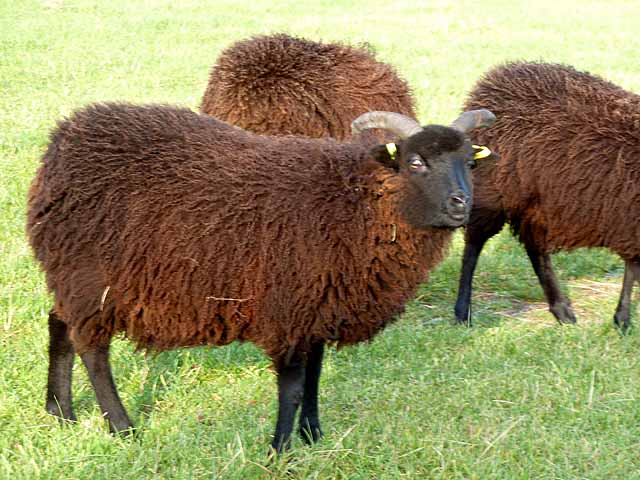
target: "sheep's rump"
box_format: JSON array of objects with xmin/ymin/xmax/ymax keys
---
[
  {"xmin": 466, "ymin": 62, "xmax": 640, "ymax": 259},
  {"xmin": 200, "ymin": 33, "xmax": 416, "ymax": 139},
  {"xmin": 27, "ymin": 103, "xmax": 449, "ymax": 359}
]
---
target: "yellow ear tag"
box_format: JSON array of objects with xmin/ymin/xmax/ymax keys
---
[
  {"xmin": 386, "ymin": 143, "xmax": 397, "ymax": 160},
  {"xmin": 472, "ymin": 145, "xmax": 492, "ymax": 160}
]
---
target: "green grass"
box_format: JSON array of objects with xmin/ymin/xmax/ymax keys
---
[{"xmin": 2, "ymin": 0, "xmax": 640, "ymax": 478}]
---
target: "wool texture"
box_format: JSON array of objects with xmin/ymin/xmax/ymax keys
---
[
  {"xmin": 200, "ymin": 33, "xmax": 416, "ymax": 140},
  {"xmin": 465, "ymin": 61, "xmax": 640, "ymax": 260},
  {"xmin": 27, "ymin": 103, "xmax": 451, "ymax": 365}
]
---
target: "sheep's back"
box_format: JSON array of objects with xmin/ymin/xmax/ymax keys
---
[
  {"xmin": 200, "ymin": 34, "xmax": 416, "ymax": 141},
  {"xmin": 466, "ymin": 62, "xmax": 640, "ymax": 259}
]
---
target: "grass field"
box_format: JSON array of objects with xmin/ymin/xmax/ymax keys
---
[{"xmin": 2, "ymin": 0, "xmax": 640, "ymax": 478}]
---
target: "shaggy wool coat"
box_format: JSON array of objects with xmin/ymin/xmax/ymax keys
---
[
  {"xmin": 466, "ymin": 62, "xmax": 640, "ymax": 261},
  {"xmin": 27, "ymin": 103, "xmax": 451, "ymax": 365},
  {"xmin": 201, "ymin": 33, "xmax": 416, "ymax": 140}
]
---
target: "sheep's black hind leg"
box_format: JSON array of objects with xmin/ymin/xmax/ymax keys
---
[
  {"xmin": 271, "ymin": 353, "xmax": 305, "ymax": 453},
  {"xmin": 299, "ymin": 341, "xmax": 324, "ymax": 444},
  {"xmin": 46, "ymin": 311, "xmax": 77, "ymax": 422},
  {"xmin": 613, "ymin": 259, "xmax": 640, "ymax": 333},
  {"xmin": 80, "ymin": 344, "xmax": 134, "ymax": 434},
  {"xmin": 525, "ymin": 245, "xmax": 576, "ymax": 324},
  {"xmin": 455, "ymin": 213, "xmax": 505, "ymax": 325}
]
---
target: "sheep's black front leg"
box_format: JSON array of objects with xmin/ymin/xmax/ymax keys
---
[
  {"xmin": 613, "ymin": 259, "xmax": 640, "ymax": 332},
  {"xmin": 271, "ymin": 353, "xmax": 305, "ymax": 453},
  {"xmin": 46, "ymin": 311, "xmax": 77, "ymax": 422},
  {"xmin": 80, "ymin": 344, "xmax": 134, "ymax": 434},
  {"xmin": 525, "ymin": 244, "xmax": 576, "ymax": 324},
  {"xmin": 455, "ymin": 215, "xmax": 505, "ymax": 325},
  {"xmin": 455, "ymin": 240, "xmax": 487, "ymax": 325},
  {"xmin": 299, "ymin": 341, "xmax": 324, "ymax": 444}
]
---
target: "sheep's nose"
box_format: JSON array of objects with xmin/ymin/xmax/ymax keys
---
[
  {"xmin": 448, "ymin": 193, "xmax": 469, "ymax": 212},
  {"xmin": 447, "ymin": 193, "xmax": 469, "ymax": 217}
]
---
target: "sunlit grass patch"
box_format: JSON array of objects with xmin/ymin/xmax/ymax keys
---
[{"xmin": 2, "ymin": 0, "xmax": 640, "ymax": 478}]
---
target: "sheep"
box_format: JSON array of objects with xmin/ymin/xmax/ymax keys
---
[
  {"xmin": 200, "ymin": 33, "xmax": 416, "ymax": 140},
  {"xmin": 454, "ymin": 61, "xmax": 640, "ymax": 331},
  {"xmin": 27, "ymin": 102, "xmax": 495, "ymax": 452}
]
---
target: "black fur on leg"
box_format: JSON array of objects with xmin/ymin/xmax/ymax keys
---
[
  {"xmin": 455, "ymin": 210, "xmax": 505, "ymax": 325},
  {"xmin": 46, "ymin": 310, "xmax": 77, "ymax": 422},
  {"xmin": 271, "ymin": 352, "xmax": 306, "ymax": 454},
  {"xmin": 614, "ymin": 259, "xmax": 640, "ymax": 333},
  {"xmin": 80, "ymin": 344, "xmax": 134, "ymax": 435},
  {"xmin": 524, "ymin": 244, "xmax": 576, "ymax": 325},
  {"xmin": 299, "ymin": 341, "xmax": 324, "ymax": 444},
  {"xmin": 455, "ymin": 240, "xmax": 484, "ymax": 326}
]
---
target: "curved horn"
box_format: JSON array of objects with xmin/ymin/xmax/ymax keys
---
[
  {"xmin": 450, "ymin": 109, "xmax": 496, "ymax": 133},
  {"xmin": 351, "ymin": 111, "xmax": 423, "ymax": 139}
]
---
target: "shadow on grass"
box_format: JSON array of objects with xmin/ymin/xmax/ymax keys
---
[
  {"xmin": 71, "ymin": 338, "xmax": 271, "ymax": 432},
  {"xmin": 417, "ymin": 228, "xmax": 626, "ymax": 332},
  {"xmin": 470, "ymin": 230, "xmax": 622, "ymax": 296}
]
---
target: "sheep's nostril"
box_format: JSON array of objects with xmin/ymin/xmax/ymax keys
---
[
  {"xmin": 447, "ymin": 195, "xmax": 469, "ymax": 219},
  {"xmin": 449, "ymin": 194, "xmax": 467, "ymax": 209}
]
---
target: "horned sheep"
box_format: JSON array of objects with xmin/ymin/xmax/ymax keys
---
[{"xmin": 27, "ymin": 102, "xmax": 494, "ymax": 452}]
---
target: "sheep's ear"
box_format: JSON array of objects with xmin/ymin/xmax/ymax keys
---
[{"xmin": 370, "ymin": 143, "xmax": 400, "ymax": 171}]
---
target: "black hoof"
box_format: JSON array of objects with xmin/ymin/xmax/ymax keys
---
[
  {"xmin": 614, "ymin": 314, "xmax": 631, "ymax": 334},
  {"xmin": 453, "ymin": 317, "xmax": 472, "ymax": 327},
  {"xmin": 270, "ymin": 436, "xmax": 292, "ymax": 455},
  {"xmin": 299, "ymin": 425, "xmax": 323, "ymax": 445},
  {"xmin": 453, "ymin": 306, "xmax": 472, "ymax": 326},
  {"xmin": 45, "ymin": 401, "xmax": 77, "ymax": 423},
  {"xmin": 550, "ymin": 302, "xmax": 577, "ymax": 324}
]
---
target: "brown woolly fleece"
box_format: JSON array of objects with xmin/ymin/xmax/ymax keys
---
[
  {"xmin": 27, "ymin": 103, "xmax": 451, "ymax": 366},
  {"xmin": 466, "ymin": 62, "xmax": 640, "ymax": 260},
  {"xmin": 200, "ymin": 33, "xmax": 416, "ymax": 140}
]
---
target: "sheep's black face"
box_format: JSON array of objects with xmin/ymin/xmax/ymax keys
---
[{"xmin": 374, "ymin": 125, "xmax": 476, "ymax": 229}]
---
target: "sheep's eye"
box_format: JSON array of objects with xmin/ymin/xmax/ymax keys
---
[
  {"xmin": 408, "ymin": 154, "xmax": 425, "ymax": 169},
  {"xmin": 467, "ymin": 158, "xmax": 477, "ymax": 170}
]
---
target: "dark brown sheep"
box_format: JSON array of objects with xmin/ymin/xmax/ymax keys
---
[
  {"xmin": 200, "ymin": 33, "xmax": 416, "ymax": 140},
  {"xmin": 27, "ymin": 103, "xmax": 494, "ymax": 452},
  {"xmin": 454, "ymin": 61, "xmax": 640, "ymax": 330}
]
